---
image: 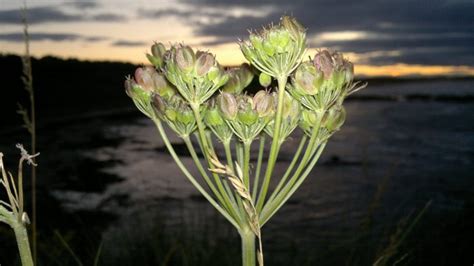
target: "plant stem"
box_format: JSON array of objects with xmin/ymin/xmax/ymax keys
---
[
  {"xmin": 243, "ymin": 140, "xmax": 252, "ymax": 189},
  {"xmin": 259, "ymin": 116, "xmax": 322, "ymax": 224},
  {"xmin": 267, "ymin": 135, "xmax": 307, "ymax": 202},
  {"xmin": 152, "ymin": 119, "xmax": 239, "ymax": 229},
  {"xmin": 256, "ymin": 76, "xmax": 287, "ymax": 212},
  {"xmin": 261, "ymin": 141, "xmax": 327, "ymax": 225},
  {"xmin": 13, "ymin": 222, "xmax": 34, "ymax": 266},
  {"xmin": 252, "ymin": 136, "xmax": 266, "ymax": 200},
  {"xmin": 191, "ymin": 104, "xmax": 238, "ymax": 220},
  {"xmin": 182, "ymin": 136, "xmax": 226, "ymax": 208},
  {"xmin": 240, "ymin": 228, "xmax": 256, "ymax": 266},
  {"xmin": 223, "ymin": 140, "xmax": 234, "ymax": 171},
  {"xmin": 21, "ymin": 4, "xmax": 37, "ymax": 261}
]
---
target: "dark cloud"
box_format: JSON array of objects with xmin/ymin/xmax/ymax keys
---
[
  {"xmin": 112, "ymin": 40, "xmax": 147, "ymax": 47},
  {"xmin": 65, "ymin": 1, "xmax": 98, "ymax": 9},
  {"xmin": 0, "ymin": 6, "xmax": 82, "ymax": 24},
  {"xmin": 0, "ymin": 6, "xmax": 126, "ymax": 24},
  {"xmin": 92, "ymin": 13, "xmax": 126, "ymax": 22},
  {"xmin": 0, "ymin": 32, "xmax": 106, "ymax": 42},
  {"xmin": 165, "ymin": 0, "xmax": 474, "ymax": 66}
]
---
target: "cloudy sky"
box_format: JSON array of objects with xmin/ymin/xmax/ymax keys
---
[{"xmin": 1, "ymin": 0, "xmax": 473, "ymax": 77}]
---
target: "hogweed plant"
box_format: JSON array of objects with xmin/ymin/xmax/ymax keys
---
[
  {"xmin": 0, "ymin": 144, "xmax": 38, "ymax": 266},
  {"xmin": 124, "ymin": 16, "xmax": 366, "ymax": 266}
]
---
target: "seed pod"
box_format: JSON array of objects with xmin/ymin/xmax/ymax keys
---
[
  {"xmin": 313, "ymin": 50, "xmax": 334, "ymax": 79},
  {"xmin": 134, "ymin": 67, "xmax": 156, "ymax": 92},
  {"xmin": 218, "ymin": 92, "xmax": 238, "ymax": 120},
  {"xmin": 124, "ymin": 77, "xmax": 136, "ymax": 98},
  {"xmin": 151, "ymin": 94, "xmax": 166, "ymax": 116},
  {"xmin": 152, "ymin": 42, "xmax": 166, "ymax": 58},
  {"xmin": 253, "ymin": 90, "xmax": 274, "ymax": 118},
  {"xmin": 237, "ymin": 106, "xmax": 259, "ymax": 125},
  {"xmin": 259, "ymin": 72, "xmax": 272, "ymax": 87},
  {"xmin": 323, "ymin": 105, "xmax": 346, "ymax": 132},
  {"xmin": 177, "ymin": 108, "xmax": 194, "ymax": 125},
  {"xmin": 293, "ymin": 62, "xmax": 321, "ymax": 95},
  {"xmin": 205, "ymin": 107, "xmax": 225, "ymax": 126},
  {"xmin": 281, "ymin": 15, "xmax": 305, "ymax": 40},
  {"xmin": 343, "ymin": 60, "xmax": 354, "ymax": 84},
  {"xmin": 195, "ymin": 51, "xmax": 215, "ymax": 76},
  {"xmin": 175, "ymin": 45, "xmax": 195, "ymax": 72}
]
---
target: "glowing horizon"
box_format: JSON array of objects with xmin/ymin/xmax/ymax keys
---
[{"xmin": 1, "ymin": 1, "xmax": 473, "ymax": 78}]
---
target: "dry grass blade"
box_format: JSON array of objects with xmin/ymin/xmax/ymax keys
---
[{"xmin": 208, "ymin": 155, "xmax": 264, "ymax": 266}]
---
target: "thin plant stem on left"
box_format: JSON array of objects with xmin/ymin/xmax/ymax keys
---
[{"xmin": 0, "ymin": 145, "xmax": 39, "ymax": 266}]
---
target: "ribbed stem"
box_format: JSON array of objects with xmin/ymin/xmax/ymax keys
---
[
  {"xmin": 252, "ymin": 136, "xmax": 266, "ymax": 200},
  {"xmin": 243, "ymin": 140, "xmax": 252, "ymax": 189},
  {"xmin": 13, "ymin": 222, "xmax": 34, "ymax": 266},
  {"xmin": 256, "ymin": 76, "xmax": 287, "ymax": 212},
  {"xmin": 240, "ymin": 228, "xmax": 256, "ymax": 266}
]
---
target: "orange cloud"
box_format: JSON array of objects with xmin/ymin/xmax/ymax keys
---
[{"xmin": 356, "ymin": 64, "xmax": 474, "ymax": 77}]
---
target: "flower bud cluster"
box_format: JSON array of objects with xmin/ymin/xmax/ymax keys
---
[
  {"xmin": 204, "ymin": 98, "xmax": 233, "ymax": 142},
  {"xmin": 264, "ymin": 91, "xmax": 300, "ymax": 142},
  {"xmin": 299, "ymin": 105, "xmax": 346, "ymax": 139},
  {"xmin": 217, "ymin": 91, "xmax": 274, "ymax": 142},
  {"xmin": 125, "ymin": 66, "xmax": 177, "ymax": 118},
  {"xmin": 125, "ymin": 17, "xmax": 365, "ymax": 146},
  {"xmin": 164, "ymin": 44, "xmax": 228, "ymax": 104},
  {"xmin": 290, "ymin": 49, "xmax": 363, "ymax": 112},
  {"xmin": 240, "ymin": 16, "xmax": 306, "ymax": 78},
  {"xmin": 152, "ymin": 94, "xmax": 196, "ymax": 137}
]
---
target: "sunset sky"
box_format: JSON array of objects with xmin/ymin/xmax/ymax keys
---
[{"xmin": 1, "ymin": 0, "xmax": 473, "ymax": 77}]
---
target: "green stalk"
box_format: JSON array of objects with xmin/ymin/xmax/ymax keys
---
[
  {"xmin": 153, "ymin": 119, "xmax": 239, "ymax": 229},
  {"xmin": 256, "ymin": 76, "xmax": 287, "ymax": 212},
  {"xmin": 240, "ymin": 228, "xmax": 256, "ymax": 266},
  {"xmin": 182, "ymin": 136, "xmax": 226, "ymax": 208},
  {"xmin": 261, "ymin": 142, "xmax": 327, "ymax": 225},
  {"xmin": 267, "ymin": 135, "xmax": 307, "ymax": 202},
  {"xmin": 13, "ymin": 221, "xmax": 34, "ymax": 266},
  {"xmin": 190, "ymin": 104, "xmax": 239, "ymax": 220},
  {"xmin": 260, "ymin": 117, "xmax": 322, "ymax": 224},
  {"xmin": 224, "ymin": 140, "xmax": 246, "ymax": 220},
  {"xmin": 243, "ymin": 140, "xmax": 252, "ymax": 189},
  {"xmin": 223, "ymin": 140, "xmax": 235, "ymax": 171},
  {"xmin": 252, "ymin": 136, "xmax": 266, "ymax": 200}
]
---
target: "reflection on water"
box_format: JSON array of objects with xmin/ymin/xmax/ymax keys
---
[{"xmin": 1, "ymin": 80, "xmax": 473, "ymax": 264}]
